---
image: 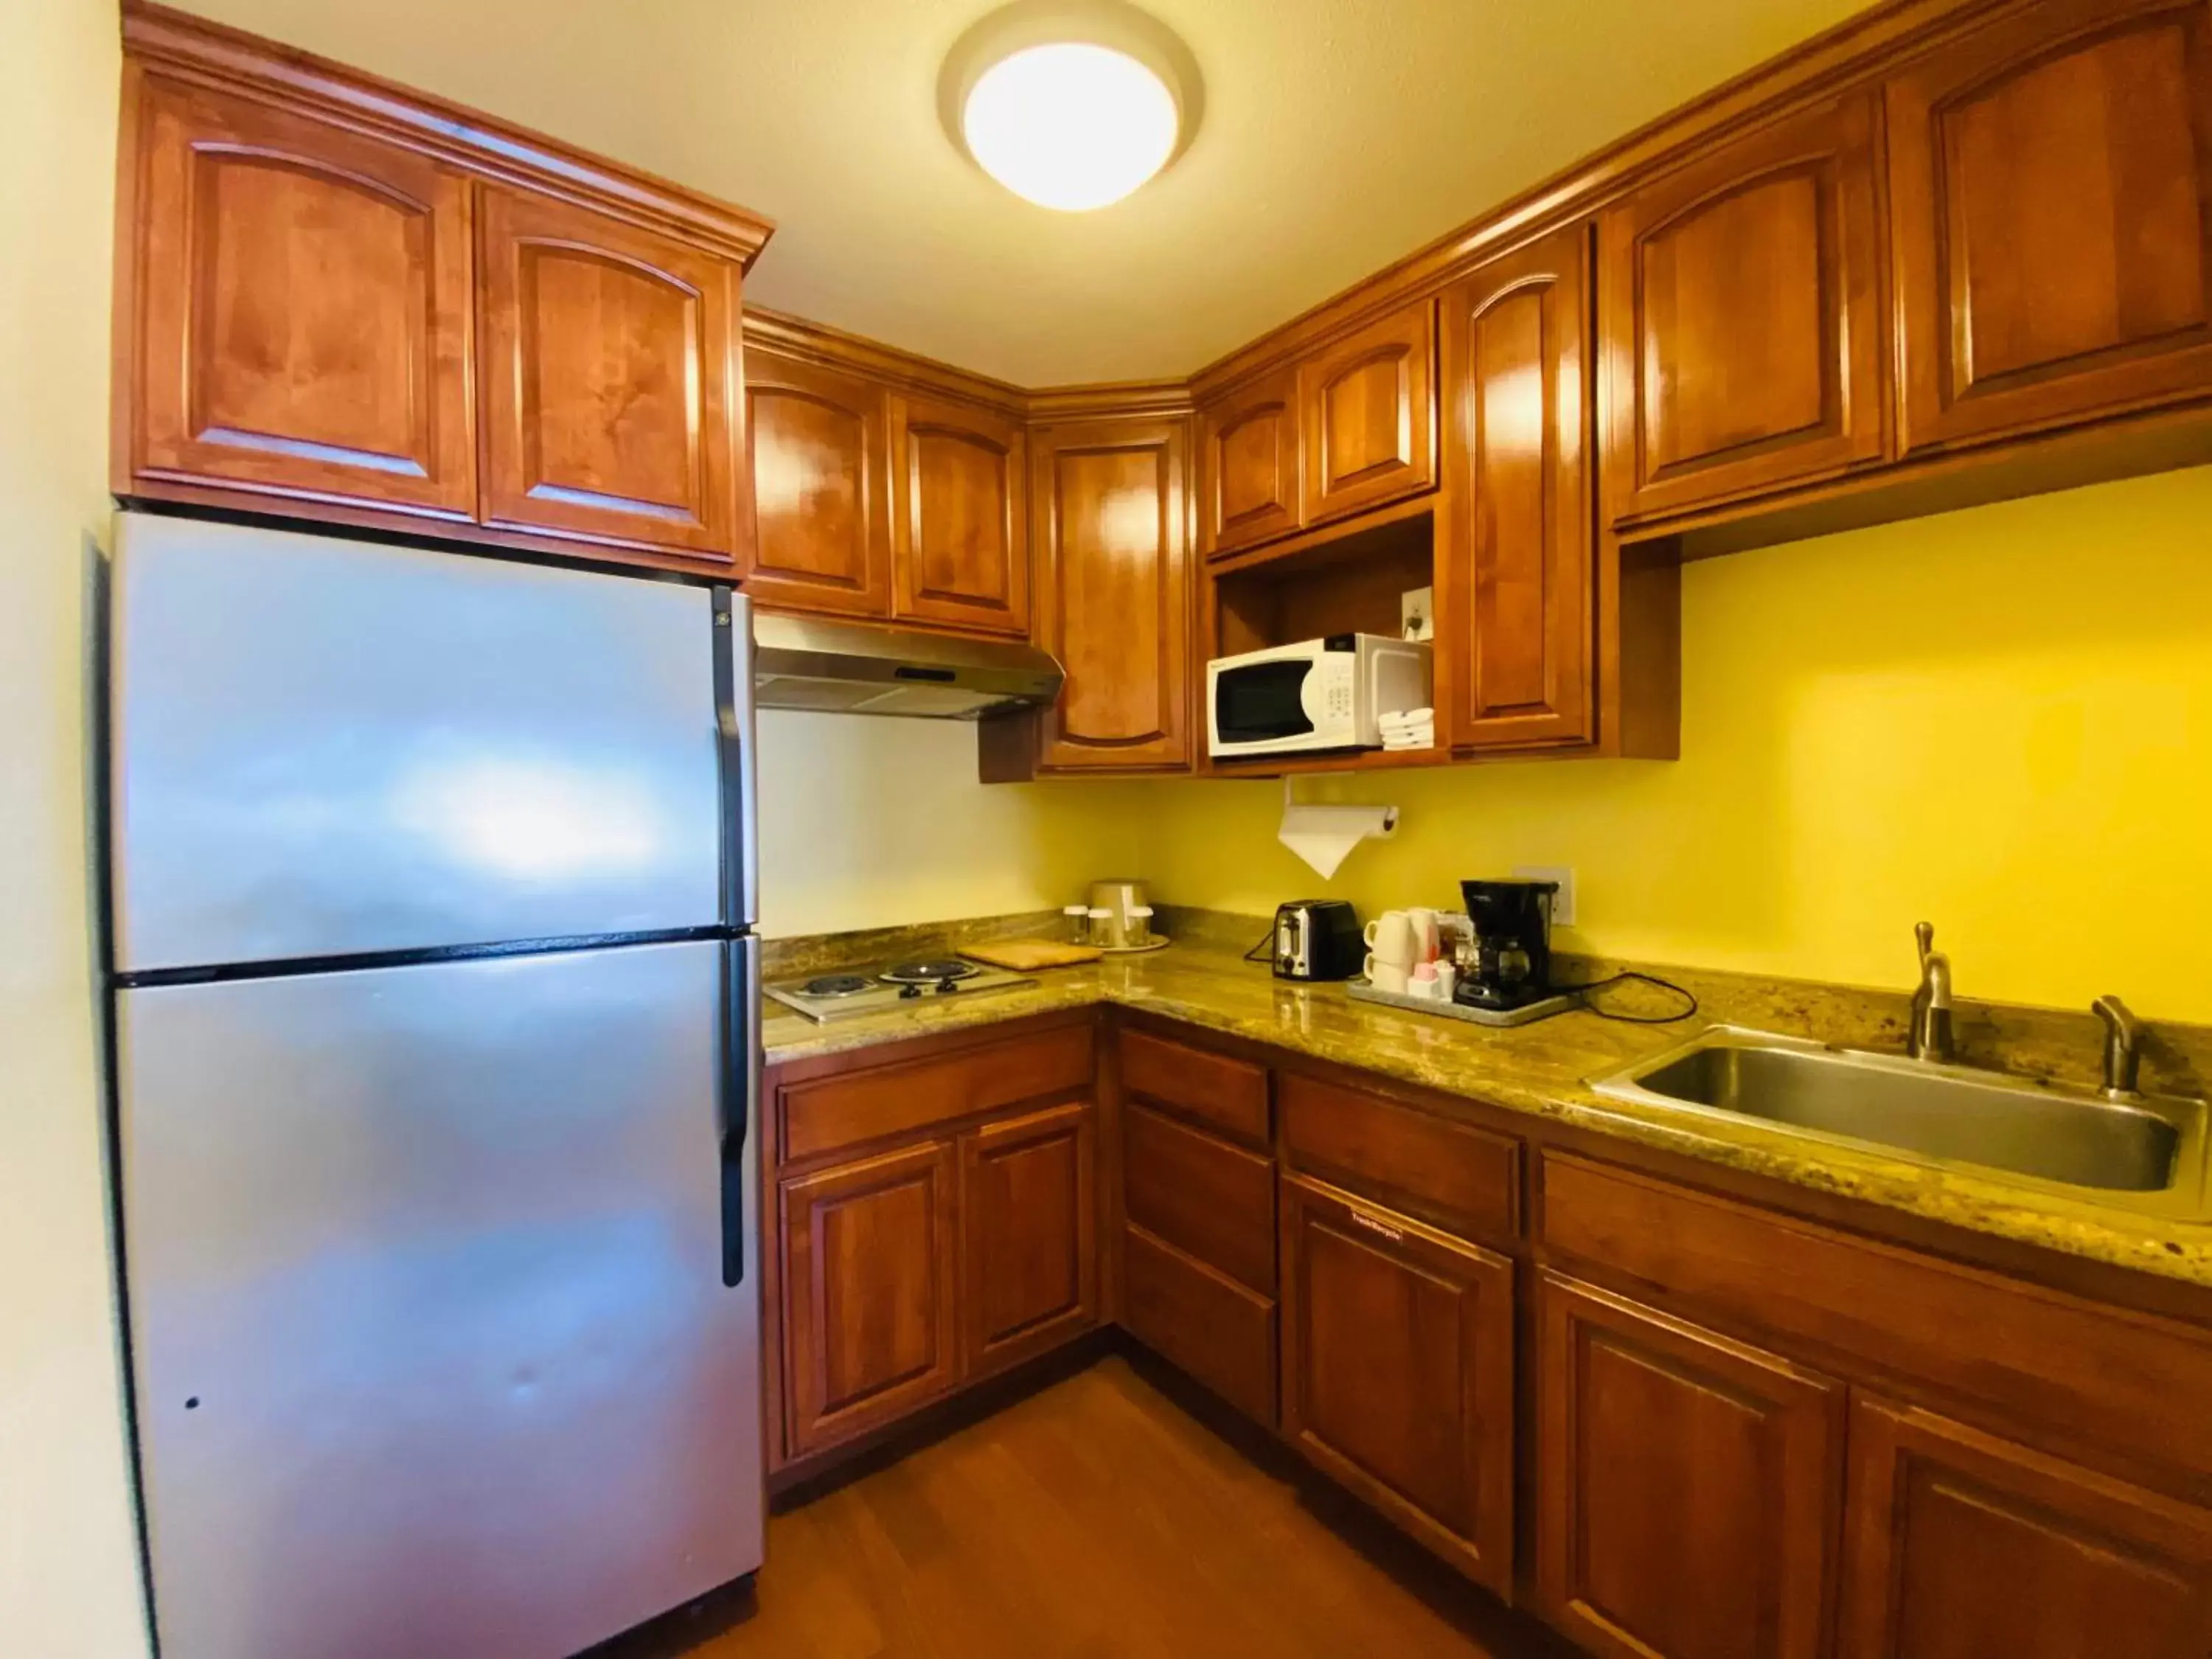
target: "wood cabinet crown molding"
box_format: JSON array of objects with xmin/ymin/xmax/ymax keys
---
[
  {"xmin": 1185, "ymin": 0, "xmax": 2025, "ymax": 402},
  {"xmin": 743, "ymin": 305, "xmax": 1028, "ymax": 422},
  {"xmin": 119, "ymin": 1, "xmax": 774, "ymax": 267}
]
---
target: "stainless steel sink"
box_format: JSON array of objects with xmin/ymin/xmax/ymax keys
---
[{"xmin": 1590, "ymin": 1027, "xmax": 2208, "ymax": 1208}]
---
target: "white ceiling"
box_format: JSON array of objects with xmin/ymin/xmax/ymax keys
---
[{"xmin": 173, "ymin": 0, "xmax": 1874, "ymax": 385}]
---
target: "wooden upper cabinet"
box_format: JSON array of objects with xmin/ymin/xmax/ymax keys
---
[
  {"xmin": 959, "ymin": 1101, "xmax": 1099, "ymax": 1378},
  {"xmin": 1536, "ymin": 1271, "xmax": 1845, "ymax": 1659},
  {"xmin": 1888, "ymin": 0, "xmax": 2212, "ymax": 456},
  {"xmin": 1840, "ymin": 1396, "xmax": 2212, "ymax": 1659},
  {"xmin": 1199, "ymin": 366, "xmax": 1301, "ymax": 557},
  {"xmin": 478, "ymin": 187, "xmax": 740, "ymax": 558},
  {"xmin": 1298, "ymin": 300, "xmax": 1438, "ymax": 527},
  {"xmin": 1441, "ymin": 224, "xmax": 1596, "ymax": 753},
  {"xmin": 1031, "ymin": 418, "xmax": 1192, "ymax": 771},
  {"xmin": 1601, "ymin": 94, "xmax": 1888, "ymax": 526},
  {"xmin": 780, "ymin": 1138, "xmax": 959, "ymax": 1458},
  {"xmin": 124, "ymin": 77, "xmax": 476, "ymax": 519},
  {"xmin": 892, "ymin": 395, "xmax": 1030, "ymax": 636},
  {"xmin": 740, "ymin": 347, "xmax": 892, "ymax": 618},
  {"xmin": 1279, "ymin": 1175, "xmax": 1515, "ymax": 1594}
]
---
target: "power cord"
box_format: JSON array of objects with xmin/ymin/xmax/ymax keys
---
[
  {"xmin": 1244, "ymin": 927, "xmax": 1275, "ymax": 964},
  {"xmin": 1555, "ymin": 970, "xmax": 1700, "ymax": 1025}
]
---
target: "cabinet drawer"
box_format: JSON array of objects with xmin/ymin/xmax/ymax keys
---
[
  {"xmin": 1118, "ymin": 1026, "xmax": 1270, "ymax": 1147},
  {"xmin": 1279, "ymin": 1072, "xmax": 1520, "ymax": 1244},
  {"xmin": 1539, "ymin": 1152, "xmax": 2212, "ymax": 1481},
  {"xmin": 779, "ymin": 1024, "xmax": 1095, "ymax": 1164},
  {"xmin": 1124, "ymin": 1103, "xmax": 1276, "ymax": 1294},
  {"xmin": 1123, "ymin": 1224, "xmax": 1277, "ymax": 1427}
]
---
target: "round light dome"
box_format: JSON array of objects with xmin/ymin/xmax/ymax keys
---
[
  {"xmin": 942, "ymin": 2, "xmax": 1202, "ymax": 213},
  {"xmin": 963, "ymin": 43, "xmax": 1178, "ymax": 212}
]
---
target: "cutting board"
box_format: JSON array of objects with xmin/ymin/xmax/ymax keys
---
[{"xmin": 961, "ymin": 938, "xmax": 1105, "ymax": 970}]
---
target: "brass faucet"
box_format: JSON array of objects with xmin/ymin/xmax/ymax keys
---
[{"xmin": 1907, "ymin": 922, "xmax": 1955, "ymax": 1064}]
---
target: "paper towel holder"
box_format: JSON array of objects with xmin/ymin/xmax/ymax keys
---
[
  {"xmin": 1276, "ymin": 777, "xmax": 1399, "ymax": 880},
  {"xmin": 1282, "ymin": 776, "xmax": 1399, "ymax": 834}
]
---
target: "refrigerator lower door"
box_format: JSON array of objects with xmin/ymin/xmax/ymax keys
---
[{"xmin": 117, "ymin": 941, "xmax": 762, "ymax": 1659}]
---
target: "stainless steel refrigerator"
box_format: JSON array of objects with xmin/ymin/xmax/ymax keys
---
[{"xmin": 106, "ymin": 512, "xmax": 764, "ymax": 1659}]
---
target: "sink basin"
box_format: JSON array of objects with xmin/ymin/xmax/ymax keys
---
[{"xmin": 1590, "ymin": 1028, "xmax": 2207, "ymax": 1204}]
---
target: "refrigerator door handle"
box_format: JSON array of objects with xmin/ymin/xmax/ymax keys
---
[
  {"xmin": 719, "ymin": 935, "xmax": 761, "ymax": 1289},
  {"xmin": 713, "ymin": 588, "xmax": 759, "ymax": 931}
]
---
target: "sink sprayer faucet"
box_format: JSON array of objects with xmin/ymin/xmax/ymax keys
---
[
  {"xmin": 1907, "ymin": 922, "xmax": 1955, "ymax": 1064},
  {"xmin": 2093, "ymin": 995, "xmax": 2144, "ymax": 1102}
]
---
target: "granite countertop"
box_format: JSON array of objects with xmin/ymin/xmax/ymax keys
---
[{"xmin": 764, "ymin": 937, "xmax": 2212, "ymax": 1293}]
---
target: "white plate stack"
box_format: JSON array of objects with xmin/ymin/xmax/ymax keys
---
[{"xmin": 1379, "ymin": 706, "xmax": 1434, "ymax": 751}]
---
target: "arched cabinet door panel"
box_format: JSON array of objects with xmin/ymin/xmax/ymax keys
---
[
  {"xmin": 1280, "ymin": 1174, "xmax": 1515, "ymax": 1595},
  {"xmin": 478, "ymin": 187, "xmax": 740, "ymax": 559},
  {"xmin": 891, "ymin": 395, "xmax": 1030, "ymax": 636},
  {"xmin": 1441, "ymin": 223, "xmax": 1596, "ymax": 754},
  {"xmin": 128, "ymin": 77, "xmax": 476, "ymax": 519},
  {"xmin": 780, "ymin": 1139, "xmax": 959, "ymax": 1458},
  {"xmin": 959, "ymin": 1101, "xmax": 1099, "ymax": 1378},
  {"xmin": 1297, "ymin": 301, "xmax": 1438, "ymax": 528},
  {"xmin": 1031, "ymin": 417, "xmax": 1191, "ymax": 771},
  {"xmin": 1887, "ymin": 0, "xmax": 2212, "ymax": 456},
  {"xmin": 1199, "ymin": 367, "xmax": 1301, "ymax": 556},
  {"xmin": 1840, "ymin": 1395, "xmax": 2212, "ymax": 1659},
  {"xmin": 1534, "ymin": 1270, "xmax": 1846, "ymax": 1659},
  {"xmin": 1600, "ymin": 93, "xmax": 1888, "ymax": 525},
  {"xmin": 741, "ymin": 349, "xmax": 892, "ymax": 618}
]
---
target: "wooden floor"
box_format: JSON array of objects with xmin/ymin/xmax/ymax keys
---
[{"xmin": 602, "ymin": 1353, "xmax": 1569, "ymax": 1659}]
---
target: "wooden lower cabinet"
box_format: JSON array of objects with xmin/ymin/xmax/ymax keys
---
[
  {"xmin": 1534, "ymin": 1270, "xmax": 1845, "ymax": 1659},
  {"xmin": 768, "ymin": 1015, "xmax": 2212, "ymax": 1659},
  {"xmin": 781, "ymin": 1138, "xmax": 961, "ymax": 1458},
  {"xmin": 1840, "ymin": 1396, "xmax": 2212, "ymax": 1659},
  {"xmin": 1280, "ymin": 1174, "xmax": 1516, "ymax": 1594},
  {"xmin": 1121, "ymin": 1223, "xmax": 1279, "ymax": 1426},
  {"xmin": 960, "ymin": 1100, "xmax": 1099, "ymax": 1378}
]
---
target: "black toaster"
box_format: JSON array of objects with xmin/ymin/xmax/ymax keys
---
[{"xmin": 1272, "ymin": 900, "xmax": 1363, "ymax": 981}]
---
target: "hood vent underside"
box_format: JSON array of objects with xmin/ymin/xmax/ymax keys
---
[{"xmin": 751, "ymin": 613, "xmax": 1064, "ymax": 720}]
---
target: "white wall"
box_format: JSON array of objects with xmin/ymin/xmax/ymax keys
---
[
  {"xmin": 754, "ymin": 712, "xmax": 1145, "ymax": 938},
  {"xmin": 0, "ymin": 0, "xmax": 150, "ymax": 1653}
]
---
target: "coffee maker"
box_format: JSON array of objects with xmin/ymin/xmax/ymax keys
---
[{"xmin": 1455, "ymin": 878, "xmax": 1559, "ymax": 1012}]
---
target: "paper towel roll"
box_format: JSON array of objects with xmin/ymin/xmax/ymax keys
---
[{"xmin": 1278, "ymin": 779, "xmax": 1398, "ymax": 879}]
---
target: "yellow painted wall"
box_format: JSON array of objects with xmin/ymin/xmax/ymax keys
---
[
  {"xmin": 1136, "ymin": 465, "xmax": 2212, "ymax": 1024},
  {"xmin": 755, "ymin": 712, "xmax": 1145, "ymax": 936},
  {"xmin": 0, "ymin": 0, "xmax": 152, "ymax": 1652}
]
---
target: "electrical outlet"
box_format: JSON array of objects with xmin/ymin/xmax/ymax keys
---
[
  {"xmin": 1400, "ymin": 586, "xmax": 1434, "ymax": 642},
  {"xmin": 1514, "ymin": 865, "xmax": 1576, "ymax": 927}
]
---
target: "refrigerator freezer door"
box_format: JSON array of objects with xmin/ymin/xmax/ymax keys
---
[
  {"xmin": 111, "ymin": 513, "xmax": 731, "ymax": 972},
  {"xmin": 118, "ymin": 941, "xmax": 763, "ymax": 1659}
]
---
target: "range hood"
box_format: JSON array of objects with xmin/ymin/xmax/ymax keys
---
[{"xmin": 751, "ymin": 613, "xmax": 1064, "ymax": 720}]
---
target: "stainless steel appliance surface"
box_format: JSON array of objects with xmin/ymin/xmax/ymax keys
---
[
  {"xmin": 108, "ymin": 512, "xmax": 764, "ymax": 1659},
  {"xmin": 765, "ymin": 957, "xmax": 1040, "ymax": 1023},
  {"xmin": 1273, "ymin": 900, "xmax": 1363, "ymax": 982},
  {"xmin": 751, "ymin": 611, "xmax": 1062, "ymax": 717},
  {"xmin": 1591, "ymin": 1026, "xmax": 2209, "ymax": 1213}
]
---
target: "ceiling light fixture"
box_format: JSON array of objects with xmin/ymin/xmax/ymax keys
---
[{"xmin": 941, "ymin": 1, "xmax": 1203, "ymax": 212}]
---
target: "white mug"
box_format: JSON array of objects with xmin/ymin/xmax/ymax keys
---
[
  {"xmin": 1405, "ymin": 908, "xmax": 1443, "ymax": 964},
  {"xmin": 1365, "ymin": 958, "xmax": 1410, "ymax": 995},
  {"xmin": 1364, "ymin": 910, "xmax": 1416, "ymax": 969}
]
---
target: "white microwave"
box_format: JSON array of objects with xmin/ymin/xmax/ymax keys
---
[{"xmin": 1206, "ymin": 634, "xmax": 1433, "ymax": 758}]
